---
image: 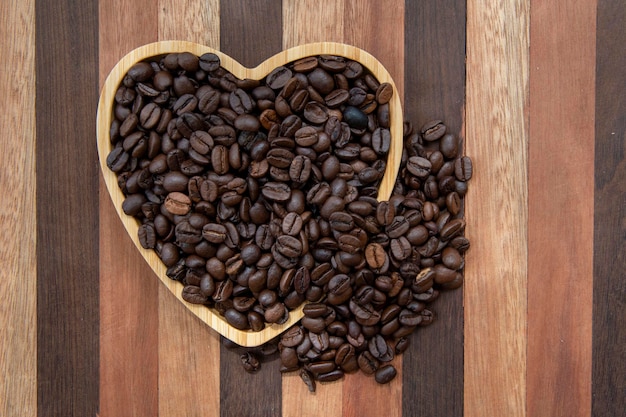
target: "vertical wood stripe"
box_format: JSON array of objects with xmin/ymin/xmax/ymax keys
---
[
  {"xmin": 593, "ymin": 0, "xmax": 626, "ymax": 416},
  {"xmin": 528, "ymin": 0, "xmax": 596, "ymax": 416},
  {"xmin": 155, "ymin": 2, "xmax": 222, "ymax": 417},
  {"xmin": 98, "ymin": 1, "xmax": 159, "ymax": 417},
  {"xmin": 281, "ymin": 1, "xmax": 346, "ymax": 415},
  {"xmin": 403, "ymin": 2, "xmax": 466, "ymax": 416},
  {"xmin": 465, "ymin": 1, "xmax": 529, "ymax": 416},
  {"xmin": 35, "ymin": 1, "xmax": 100, "ymax": 417},
  {"xmin": 342, "ymin": 2, "xmax": 405, "ymax": 417},
  {"xmin": 18, "ymin": 0, "xmax": 621, "ymax": 415},
  {"xmin": 218, "ymin": 2, "xmax": 285, "ymax": 417},
  {"xmin": 1, "ymin": 1, "xmax": 36, "ymax": 416}
]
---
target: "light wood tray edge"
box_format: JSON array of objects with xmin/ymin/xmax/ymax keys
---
[{"xmin": 96, "ymin": 40, "xmax": 403, "ymax": 347}]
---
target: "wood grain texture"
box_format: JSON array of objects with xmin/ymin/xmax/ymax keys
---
[
  {"xmin": 465, "ymin": 0, "xmax": 529, "ymax": 416},
  {"xmin": 158, "ymin": 0, "xmax": 219, "ymax": 45},
  {"xmin": 220, "ymin": 0, "xmax": 282, "ymax": 68},
  {"xmin": 528, "ymin": 0, "xmax": 596, "ymax": 415},
  {"xmin": 343, "ymin": 0, "xmax": 405, "ymax": 104},
  {"xmin": 593, "ymin": 0, "xmax": 626, "ymax": 415},
  {"xmin": 341, "ymin": 2, "xmax": 405, "ymax": 416},
  {"xmin": 35, "ymin": 1, "xmax": 100, "ymax": 416},
  {"xmin": 218, "ymin": 3, "xmax": 283, "ymax": 415},
  {"xmin": 99, "ymin": 197, "xmax": 159, "ymax": 417},
  {"xmin": 281, "ymin": 1, "xmax": 346, "ymax": 413},
  {"xmin": 156, "ymin": 3, "xmax": 222, "ymax": 416},
  {"xmin": 0, "ymin": 1, "xmax": 36, "ymax": 417},
  {"xmin": 282, "ymin": 0, "xmax": 345, "ymax": 48},
  {"xmin": 98, "ymin": 0, "xmax": 159, "ymax": 416},
  {"xmin": 158, "ymin": 289, "xmax": 221, "ymax": 417},
  {"xmin": 403, "ymin": 2, "xmax": 466, "ymax": 416},
  {"xmin": 16, "ymin": 0, "xmax": 620, "ymax": 415}
]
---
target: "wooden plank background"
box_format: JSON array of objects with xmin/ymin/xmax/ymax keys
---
[{"xmin": 0, "ymin": 0, "xmax": 624, "ymax": 416}]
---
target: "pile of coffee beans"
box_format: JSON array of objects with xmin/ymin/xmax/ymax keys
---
[{"xmin": 106, "ymin": 51, "xmax": 472, "ymax": 390}]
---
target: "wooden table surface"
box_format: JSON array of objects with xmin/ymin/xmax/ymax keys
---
[{"xmin": 1, "ymin": 0, "xmax": 624, "ymax": 416}]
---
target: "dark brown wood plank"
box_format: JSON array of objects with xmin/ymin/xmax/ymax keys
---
[
  {"xmin": 402, "ymin": 1, "xmax": 466, "ymax": 416},
  {"xmin": 220, "ymin": 0, "xmax": 283, "ymax": 68},
  {"xmin": 527, "ymin": 0, "xmax": 596, "ymax": 415},
  {"xmin": 593, "ymin": 0, "xmax": 626, "ymax": 415},
  {"xmin": 98, "ymin": 0, "xmax": 160, "ymax": 416},
  {"xmin": 219, "ymin": 1, "xmax": 284, "ymax": 416},
  {"xmin": 35, "ymin": 0, "xmax": 100, "ymax": 416}
]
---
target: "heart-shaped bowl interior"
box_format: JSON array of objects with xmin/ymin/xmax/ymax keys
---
[{"xmin": 97, "ymin": 40, "xmax": 403, "ymax": 347}]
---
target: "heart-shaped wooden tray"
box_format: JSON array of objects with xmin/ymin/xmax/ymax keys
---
[{"xmin": 96, "ymin": 40, "xmax": 403, "ymax": 347}]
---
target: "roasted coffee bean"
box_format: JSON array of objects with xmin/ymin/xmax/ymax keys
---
[
  {"xmin": 365, "ymin": 243, "xmax": 387, "ymax": 270},
  {"xmin": 375, "ymin": 82, "xmax": 393, "ymax": 104},
  {"xmin": 240, "ymin": 351, "xmax": 260, "ymax": 373},
  {"xmin": 266, "ymin": 66, "xmax": 292, "ymax": 90},
  {"xmin": 357, "ymin": 351, "xmax": 379, "ymax": 374},
  {"xmin": 303, "ymin": 302, "xmax": 328, "ymax": 318},
  {"xmin": 282, "ymin": 212, "xmax": 303, "ymax": 236},
  {"xmin": 368, "ymin": 334, "xmax": 393, "ymax": 362},
  {"xmin": 406, "ymin": 156, "xmax": 432, "ymax": 178},
  {"xmin": 202, "ymin": 223, "xmax": 227, "ymax": 243},
  {"xmin": 316, "ymin": 369, "xmax": 344, "ymax": 382},
  {"xmin": 455, "ymin": 156, "xmax": 473, "ymax": 181},
  {"xmin": 421, "ymin": 120, "xmax": 446, "ymax": 141},
  {"xmin": 289, "ymin": 155, "xmax": 312, "ymax": 182},
  {"xmin": 275, "ymin": 235, "xmax": 303, "ymax": 258},
  {"xmin": 138, "ymin": 223, "xmax": 156, "ymax": 249},
  {"xmin": 320, "ymin": 195, "xmax": 345, "ymax": 219},
  {"xmin": 371, "ymin": 127, "xmax": 391, "ymax": 155},
  {"xmin": 386, "ymin": 216, "xmax": 410, "ymax": 239},
  {"xmin": 163, "ymin": 192, "xmax": 191, "ymax": 215},
  {"xmin": 439, "ymin": 218, "xmax": 466, "ymax": 241},
  {"xmin": 261, "ymin": 182, "xmax": 291, "ymax": 202},
  {"xmin": 329, "ymin": 212, "xmax": 354, "ymax": 232},
  {"xmin": 281, "ymin": 325, "xmax": 306, "ymax": 348},
  {"xmin": 374, "ymin": 364, "xmax": 397, "ymax": 384}
]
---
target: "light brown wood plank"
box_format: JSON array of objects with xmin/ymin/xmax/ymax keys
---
[
  {"xmin": 158, "ymin": 0, "xmax": 219, "ymax": 44},
  {"xmin": 99, "ymin": 190, "xmax": 160, "ymax": 417},
  {"xmin": 155, "ymin": 2, "xmax": 222, "ymax": 416},
  {"xmin": 282, "ymin": 0, "xmax": 345, "ymax": 49},
  {"xmin": 527, "ymin": 0, "xmax": 596, "ymax": 415},
  {"xmin": 157, "ymin": 289, "xmax": 221, "ymax": 417},
  {"xmin": 341, "ymin": 2, "xmax": 405, "ymax": 416},
  {"xmin": 343, "ymin": 0, "xmax": 405, "ymax": 104},
  {"xmin": 282, "ymin": 0, "xmax": 345, "ymax": 413},
  {"xmin": 0, "ymin": 1, "xmax": 36, "ymax": 417},
  {"xmin": 465, "ymin": 0, "xmax": 529, "ymax": 416},
  {"xmin": 342, "ymin": 356, "xmax": 403, "ymax": 417},
  {"xmin": 98, "ymin": 1, "xmax": 159, "ymax": 416}
]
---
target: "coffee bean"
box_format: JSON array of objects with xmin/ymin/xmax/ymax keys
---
[
  {"xmin": 261, "ymin": 182, "xmax": 291, "ymax": 202},
  {"xmin": 163, "ymin": 192, "xmax": 191, "ymax": 215},
  {"xmin": 275, "ymin": 235, "xmax": 303, "ymax": 258},
  {"xmin": 455, "ymin": 156, "xmax": 473, "ymax": 181},
  {"xmin": 266, "ymin": 66, "xmax": 292, "ymax": 89},
  {"xmin": 406, "ymin": 156, "xmax": 432, "ymax": 178},
  {"xmin": 365, "ymin": 243, "xmax": 387, "ymax": 270},
  {"xmin": 374, "ymin": 364, "xmax": 397, "ymax": 384},
  {"xmin": 421, "ymin": 120, "xmax": 446, "ymax": 141}
]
